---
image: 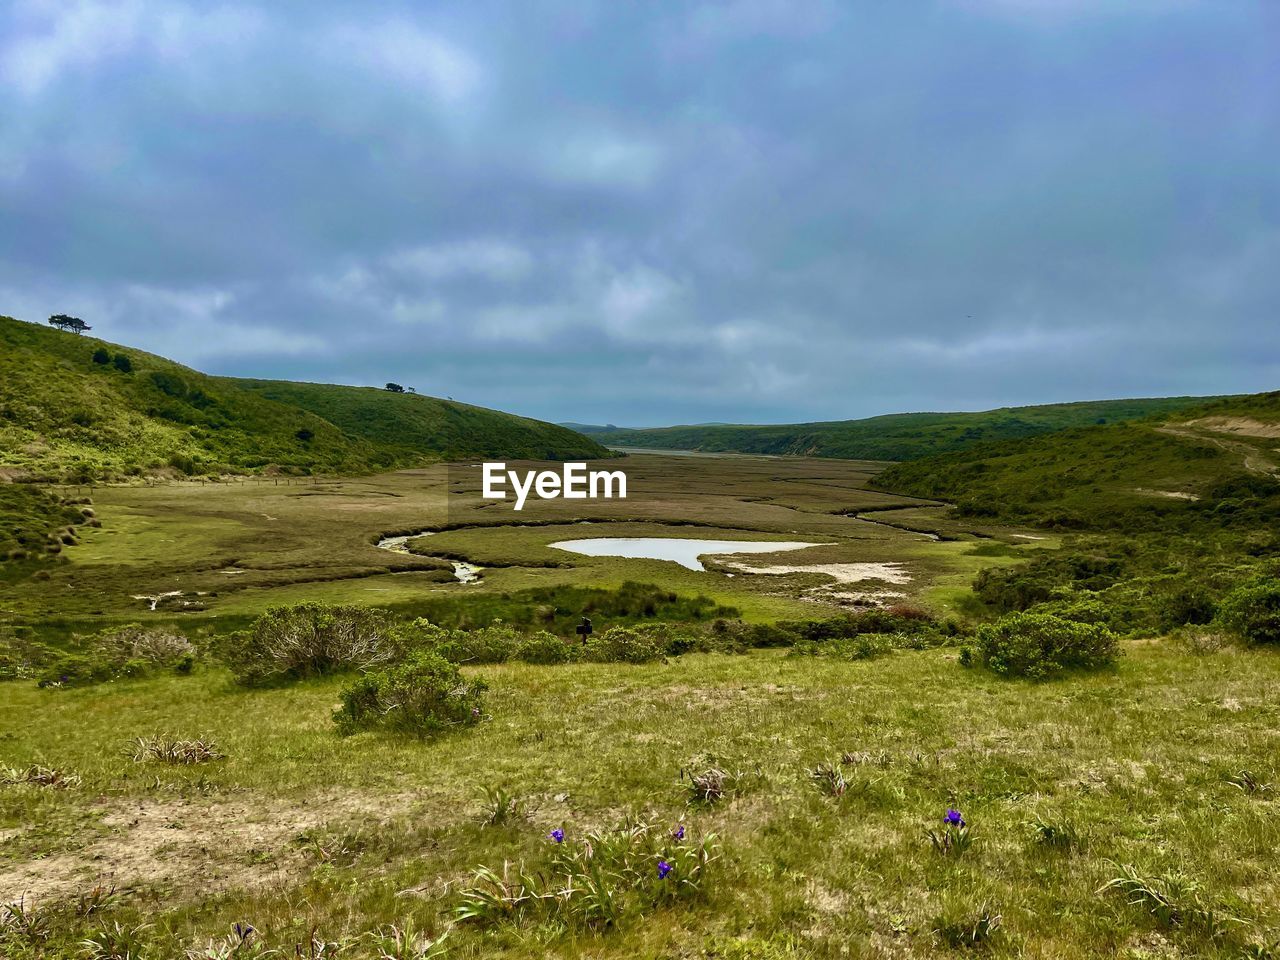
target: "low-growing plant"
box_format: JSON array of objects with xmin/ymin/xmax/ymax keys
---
[
  {"xmin": 455, "ymin": 818, "xmax": 717, "ymax": 928},
  {"xmin": 367, "ymin": 921, "xmax": 450, "ymax": 960},
  {"xmin": 333, "ymin": 650, "xmax": 486, "ymax": 737},
  {"xmin": 973, "ymin": 612, "xmax": 1119, "ymax": 679},
  {"xmin": 1225, "ymin": 770, "xmax": 1272, "ymax": 795},
  {"xmin": 225, "ymin": 603, "xmax": 402, "ymax": 685},
  {"xmin": 1099, "ymin": 863, "xmax": 1246, "ymax": 936},
  {"xmin": 680, "ymin": 759, "xmax": 758, "ymax": 805},
  {"xmin": 926, "ymin": 809, "xmax": 974, "ymax": 857},
  {"xmin": 1026, "ymin": 812, "xmax": 1081, "ymax": 849},
  {"xmin": 184, "ymin": 923, "xmax": 275, "ymax": 960},
  {"xmin": 808, "ymin": 760, "xmax": 849, "ymax": 797},
  {"xmin": 477, "ymin": 784, "xmax": 525, "ymax": 826},
  {"xmin": 790, "ymin": 634, "xmax": 894, "ymax": 661},
  {"xmin": 932, "ymin": 902, "xmax": 1002, "ymax": 951},
  {"xmin": 1, "ymin": 763, "xmax": 82, "ymax": 788},
  {"xmin": 129, "ymin": 735, "xmax": 224, "ymax": 764}
]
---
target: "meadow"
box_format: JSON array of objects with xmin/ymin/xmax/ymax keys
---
[{"xmin": 3, "ymin": 450, "xmax": 1279, "ymax": 958}]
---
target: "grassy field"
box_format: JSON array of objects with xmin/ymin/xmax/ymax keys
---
[
  {"xmin": 3, "ymin": 643, "xmax": 1280, "ymax": 958},
  {"xmin": 4, "ymin": 445, "xmax": 1279, "ymax": 958},
  {"xmin": 0, "ymin": 315, "xmax": 607, "ymax": 482},
  {"xmin": 586, "ymin": 397, "xmax": 1219, "ymax": 461}
]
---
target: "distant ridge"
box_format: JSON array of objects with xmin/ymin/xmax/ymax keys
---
[
  {"xmin": 0, "ymin": 315, "xmax": 610, "ymax": 482},
  {"xmin": 587, "ymin": 397, "xmax": 1223, "ymax": 462}
]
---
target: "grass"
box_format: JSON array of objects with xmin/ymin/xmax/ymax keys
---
[
  {"xmin": 590, "ymin": 396, "xmax": 1220, "ymax": 460},
  {"xmin": 2, "ymin": 644, "xmax": 1279, "ymax": 957},
  {"xmin": 0, "ymin": 315, "xmax": 608, "ymax": 482}
]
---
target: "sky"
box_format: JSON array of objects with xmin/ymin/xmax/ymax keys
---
[{"xmin": 1, "ymin": 0, "xmax": 1278, "ymax": 427}]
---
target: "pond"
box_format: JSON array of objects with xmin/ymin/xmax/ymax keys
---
[{"xmin": 548, "ymin": 537, "xmax": 820, "ymax": 571}]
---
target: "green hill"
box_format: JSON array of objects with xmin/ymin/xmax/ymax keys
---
[
  {"xmin": 870, "ymin": 391, "xmax": 1280, "ymax": 532},
  {"xmin": 592, "ymin": 397, "xmax": 1221, "ymax": 461},
  {"xmin": 0, "ymin": 315, "xmax": 609, "ymax": 482}
]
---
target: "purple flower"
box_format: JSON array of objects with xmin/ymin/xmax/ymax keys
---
[
  {"xmin": 548, "ymin": 828, "xmax": 565, "ymax": 843},
  {"xmin": 657, "ymin": 860, "xmax": 673, "ymax": 879},
  {"xmin": 233, "ymin": 923, "xmax": 255, "ymax": 942},
  {"xmin": 672, "ymin": 824, "xmax": 685, "ymax": 841},
  {"xmin": 944, "ymin": 808, "xmax": 966, "ymax": 828}
]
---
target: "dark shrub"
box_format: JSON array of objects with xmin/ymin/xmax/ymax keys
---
[
  {"xmin": 974, "ymin": 612, "xmax": 1119, "ymax": 679},
  {"xmin": 226, "ymin": 602, "xmax": 400, "ymax": 685},
  {"xmin": 91, "ymin": 347, "xmax": 110, "ymax": 365},
  {"xmin": 333, "ymin": 651, "xmax": 486, "ymax": 737},
  {"xmin": 1216, "ymin": 580, "xmax": 1280, "ymax": 645},
  {"xmin": 112, "ymin": 353, "xmax": 133, "ymax": 373}
]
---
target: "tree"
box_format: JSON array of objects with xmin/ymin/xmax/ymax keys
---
[
  {"xmin": 92, "ymin": 348, "xmax": 111, "ymax": 365},
  {"xmin": 48, "ymin": 314, "xmax": 91, "ymax": 334},
  {"xmin": 385, "ymin": 382, "xmax": 405, "ymax": 393},
  {"xmin": 112, "ymin": 353, "xmax": 133, "ymax": 373},
  {"xmin": 295, "ymin": 428, "xmax": 314, "ymax": 442}
]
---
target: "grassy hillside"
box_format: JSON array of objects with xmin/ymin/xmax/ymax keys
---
[
  {"xmin": 0, "ymin": 316, "xmax": 607, "ymax": 481},
  {"xmin": 593, "ymin": 397, "xmax": 1220, "ymax": 460},
  {"xmin": 234, "ymin": 379, "xmax": 604, "ymax": 464},
  {"xmin": 871, "ymin": 391, "xmax": 1280, "ymax": 532},
  {"xmin": 870, "ymin": 391, "xmax": 1280, "ymax": 635}
]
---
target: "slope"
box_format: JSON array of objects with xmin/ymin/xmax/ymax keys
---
[
  {"xmin": 0, "ymin": 316, "xmax": 608, "ymax": 482},
  {"xmin": 592, "ymin": 397, "xmax": 1221, "ymax": 461}
]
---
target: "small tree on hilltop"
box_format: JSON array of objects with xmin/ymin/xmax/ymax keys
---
[
  {"xmin": 385, "ymin": 382, "xmax": 405, "ymax": 393},
  {"xmin": 48, "ymin": 314, "xmax": 91, "ymax": 334}
]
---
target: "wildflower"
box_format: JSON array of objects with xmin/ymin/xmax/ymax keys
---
[
  {"xmin": 548, "ymin": 828, "xmax": 565, "ymax": 843},
  {"xmin": 944, "ymin": 808, "xmax": 966, "ymax": 828},
  {"xmin": 233, "ymin": 923, "xmax": 255, "ymax": 941},
  {"xmin": 657, "ymin": 860, "xmax": 673, "ymax": 879},
  {"xmin": 672, "ymin": 824, "xmax": 685, "ymax": 841}
]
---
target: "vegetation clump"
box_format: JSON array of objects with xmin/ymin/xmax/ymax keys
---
[
  {"xmin": 968, "ymin": 612, "xmax": 1119, "ymax": 679},
  {"xmin": 38, "ymin": 624, "xmax": 196, "ymax": 688},
  {"xmin": 1215, "ymin": 579, "xmax": 1280, "ymax": 645},
  {"xmin": 333, "ymin": 650, "xmax": 486, "ymax": 737},
  {"xmin": 129, "ymin": 735, "xmax": 223, "ymax": 764},
  {"xmin": 456, "ymin": 819, "xmax": 717, "ymax": 928},
  {"xmin": 225, "ymin": 603, "xmax": 400, "ymax": 685}
]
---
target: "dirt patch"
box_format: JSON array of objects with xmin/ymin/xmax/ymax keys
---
[
  {"xmin": 723, "ymin": 560, "xmax": 911, "ymax": 585},
  {"xmin": 0, "ymin": 790, "xmax": 426, "ymax": 907},
  {"xmin": 1188, "ymin": 417, "xmax": 1280, "ymax": 439},
  {"xmin": 1133, "ymin": 488, "xmax": 1201, "ymax": 501}
]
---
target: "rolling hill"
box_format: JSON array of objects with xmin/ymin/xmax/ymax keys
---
[
  {"xmin": 590, "ymin": 397, "xmax": 1222, "ymax": 461},
  {"xmin": 870, "ymin": 391, "xmax": 1280, "ymax": 532},
  {"xmin": 0, "ymin": 315, "xmax": 609, "ymax": 482}
]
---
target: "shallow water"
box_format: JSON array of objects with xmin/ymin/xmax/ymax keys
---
[{"xmin": 548, "ymin": 537, "xmax": 819, "ymax": 571}]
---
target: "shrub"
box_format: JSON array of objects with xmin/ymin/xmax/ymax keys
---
[
  {"xmin": 514, "ymin": 630, "xmax": 577, "ymax": 664},
  {"xmin": 449, "ymin": 621, "xmax": 522, "ymax": 663},
  {"xmin": 333, "ymin": 651, "xmax": 486, "ymax": 737},
  {"xmin": 790, "ymin": 634, "xmax": 894, "ymax": 661},
  {"xmin": 973, "ymin": 612, "xmax": 1119, "ymax": 679},
  {"xmin": 1216, "ymin": 579, "xmax": 1280, "ymax": 645},
  {"xmin": 226, "ymin": 603, "xmax": 400, "ymax": 685},
  {"xmin": 36, "ymin": 624, "xmax": 195, "ymax": 687},
  {"xmin": 582, "ymin": 625, "xmax": 668, "ymax": 664}
]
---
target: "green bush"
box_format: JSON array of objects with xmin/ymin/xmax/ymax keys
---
[
  {"xmin": 974, "ymin": 612, "xmax": 1119, "ymax": 679},
  {"xmin": 582, "ymin": 625, "xmax": 669, "ymax": 664},
  {"xmin": 333, "ymin": 651, "xmax": 486, "ymax": 737},
  {"xmin": 225, "ymin": 602, "xmax": 401, "ymax": 685},
  {"xmin": 514, "ymin": 630, "xmax": 578, "ymax": 664},
  {"xmin": 35, "ymin": 624, "xmax": 195, "ymax": 688},
  {"xmin": 790, "ymin": 634, "xmax": 894, "ymax": 661},
  {"xmin": 1216, "ymin": 579, "xmax": 1280, "ymax": 645}
]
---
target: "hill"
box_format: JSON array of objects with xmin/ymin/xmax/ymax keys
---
[
  {"xmin": 590, "ymin": 397, "xmax": 1220, "ymax": 461},
  {"xmin": 870, "ymin": 391, "xmax": 1280, "ymax": 532},
  {"xmin": 0, "ymin": 316, "xmax": 609, "ymax": 482}
]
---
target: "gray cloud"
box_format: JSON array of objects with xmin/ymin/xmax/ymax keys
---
[{"xmin": 2, "ymin": 0, "xmax": 1277, "ymax": 425}]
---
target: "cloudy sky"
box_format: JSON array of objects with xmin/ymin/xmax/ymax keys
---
[{"xmin": 1, "ymin": 1, "xmax": 1277, "ymax": 426}]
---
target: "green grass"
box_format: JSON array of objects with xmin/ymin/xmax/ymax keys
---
[
  {"xmin": 3, "ymin": 644, "xmax": 1279, "ymax": 957},
  {"xmin": 592, "ymin": 396, "xmax": 1219, "ymax": 460},
  {"xmin": 0, "ymin": 315, "xmax": 608, "ymax": 482}
]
